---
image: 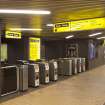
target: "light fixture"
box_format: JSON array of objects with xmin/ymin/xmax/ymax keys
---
[
  {"xmin": 0, "ymin": 9, "xmax": 51, "ymax": 15},
  {"xmin": 9, "ymin": 28, "xmax": 42, "ymax": 31},
  {"xmin": 89, "ymin": 32, "xmax": 102, "ymax": 37},
  {"xmin": 46, "ymin": 24, "xmax": 54, "ymax": 27},
  {"xmin": 65, "ymin": 35, "xmax": 74, "ymax": 39},
  {"xmin": 97, "ymin": 37, "xmax": 105, "ymax": 40}
]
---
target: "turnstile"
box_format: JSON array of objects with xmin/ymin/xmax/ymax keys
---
[
  {"xmin": 69, "ymin": 58, "xmax": 78, "ymax": 74},
  {"xmin": 81, "ymin": 58, "xmax": 86, "ymax": 72},
  {"xmin": 49, "ymin": 61, "xmax": 58, "ymax": 81},
  {"xmin": 57, "ymin": 59, "xmax": 64, "ymax": 75},
  {"xmin": 28, "ymin": 64, "xmax": 40, "ymax": 87},
  {"xmin": 1, "ymin": 66, "xmax": 19, "ymax": 96},
  {"xmin": 77, "ymin": 58, "xmax": 82, "ymax": 73},
  {"xmin": 17, "ymin": 60, "xmax": 28, "ymax": 91},
  {"xmin": 63, "ymin": 59, "xmax": 72, "ymax": 76},
  {"xmin": 39, "ymin": 62, "xmax": 50, "ymax": 84},
  {"xmin": 19, "ymin": 65, "xmax": 28, "ymax": 91}
]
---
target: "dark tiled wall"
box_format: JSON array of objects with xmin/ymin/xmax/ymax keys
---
[
  {"xmin": 43, "ymin": 39, "xmax": 89, "ymax": 60},
  {"xmin": 42, "ymin": 38, "xmax": 105, "ymax": 69},
  {"xmin": 1, "ymin": 36, "xmax": 29, "ymax": 64}
]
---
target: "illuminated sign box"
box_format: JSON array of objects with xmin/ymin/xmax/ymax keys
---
[
  {"xmin": 29, "ymin": 37, "xmax": 40, "ymax": 61},
  {"xmin": 5, "ymin": 31, "xmax": 21, "ymax": 39},
  {"xmin": 54, "ymin": 22, "xmax": 70, "ymax": 33},
  {"xmin": 70, "ymin": 18, "xmax": 105, "ymax": 31},
  {"xmin": 54, "ymin": 18, "xmax": 105, "ymax": 32}
]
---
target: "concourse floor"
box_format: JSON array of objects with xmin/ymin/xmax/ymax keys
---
[{"xmin": 1, "ymin": 65, "xmax": 105, "ymax": 105}]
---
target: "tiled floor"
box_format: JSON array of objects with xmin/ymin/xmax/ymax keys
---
[{"xmin": 1, "ymin": 66, "xmax": 105, "ymax": 105}]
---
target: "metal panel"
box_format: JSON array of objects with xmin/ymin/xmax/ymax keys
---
[
  {"xmin": 19, "ymin": 65, "xmax": 28, "ymax": 91},
  {"xmin": 1, "ymin": 66, "xmax": 18, "ymax": 96}
]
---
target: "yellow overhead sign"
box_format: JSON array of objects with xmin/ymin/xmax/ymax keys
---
[
  {"xmin": 54, "ymin": 22, "xmax": 70, "ymax": 33},
  {"xmin": 29, "ymin": 37, "xmax": 40, "ymax": 61},
  {"xmin": 54, "ymin": 17, "xmax": 105, "ymax": 32},
  {"xmin": 71, "ymin": 18, "xmax": 105, "ymax": 31},
  {"xmin": 6, "ymin": 31, "xmax": 21, "ymax": 39}
]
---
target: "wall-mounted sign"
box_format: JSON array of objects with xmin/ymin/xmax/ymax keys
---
[
  {"xmin": 54, "ymin": 22, "xmax": 70, "ymax": 32},
  {"xmin": 29, "ymin": 38, "xmax": 40, "ymax": 61},
  {"xmin": 5, "ymin": 31, "xmax": 21, "ymax": 39},
  {"xmin": 71, "ymin": 18, "xmax": 105, "ymax": 31}
]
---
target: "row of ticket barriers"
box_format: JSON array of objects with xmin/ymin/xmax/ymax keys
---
[{"xmin": 0, "ymin": 57, "xmax": 86, "ymax": 96}]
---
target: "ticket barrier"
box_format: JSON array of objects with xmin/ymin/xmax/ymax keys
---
[
  {"xmin": 49, "ymin": 60, "xmax": 58, "ymax": 81},
  {"xmin": 57, "ymin": 59, "xmax": 64, "ymax": 76},
  {"xmin": 81, "ymin": 58, "xmax": 86, "ymax": 72},
  {"xmin": 17, "ymin": 60, "xmax": 28, "ymax": 91},
  {"xmin": 69, "ymin": 58, "xmax": 78, "ymax": 74},
  {"xmin": 63, "ymin": 59, "xmax": 72, "ymax": 76},
  {"xmin": 28, "ymin": 63, "xmax": 40, "ymax": 87},
  {"xmin": 39, "ymin": 62, "xmax": 50, "ymax": 84},
  {"xmin": 77, "ymin": 58, "xmax": 82, "ymax": 73},
  {"xmin": 0, "ymin": 66, "xmax": 19, "ymax": 96}
]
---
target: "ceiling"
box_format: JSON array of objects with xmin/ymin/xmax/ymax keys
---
[{"xmin": 0, "ymin": 0, "xmax": 105, "ymax": 38}]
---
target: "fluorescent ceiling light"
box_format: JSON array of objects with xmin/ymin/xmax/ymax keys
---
[
  {"xmin": 0, "ymin": 9, "xmax": 51, "ymax": 15},
  {"xmin": 97, "ymin": 37, "xmax": 105, "ymax": 40},
  {"xmin": 9, "ymin": 28, "xmax": 42, "ymax": 31},
  {"xmin": 65, "ymin": 35, "xmax": 74, "ymax": 39},
  {"xmin": 46, "ymin": 24, "xmax": 54, "ymax": 27},
  {"xmin": 89, "ymin": 32, "xmax": 102, "ymax": 37}
]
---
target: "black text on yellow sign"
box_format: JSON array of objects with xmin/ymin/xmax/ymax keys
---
[
  {"xmin": 70, "ymin": 18, "xmax": 105, "ymax": 31},
  {"xmin": 6, "ymin": 31, "xmax": 21, "ymax": 39},
  {"xmin": 29, "ymin": 38, "xmax": 40, "ymax": 61},
  {"xmin": 54, "ymin": 22, "xmax": 71, "ymax": 33},
  {"xmin": 54, "ymin": 17, "xmax": 105, "ymax": 32}
]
